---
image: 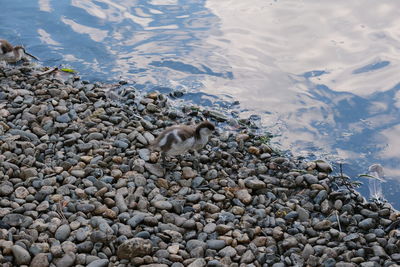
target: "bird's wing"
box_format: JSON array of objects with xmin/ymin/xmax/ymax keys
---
[{"xmin": 176, "ymin": 126, "xmax": 195, "ymax": 141}]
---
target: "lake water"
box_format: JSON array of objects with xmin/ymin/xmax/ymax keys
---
[{"xmin": 1, "ymin": 0, "xmax": 400, "ymax": 209}]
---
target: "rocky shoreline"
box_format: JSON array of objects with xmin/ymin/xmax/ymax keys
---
[{"xmin": 0, "ymin": 62, "xmax": 399, "ymax": 267}]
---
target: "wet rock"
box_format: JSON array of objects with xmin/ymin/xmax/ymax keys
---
[{"xmin": 315, "ymin": 161, "xmax": 333, "ymax": 173}]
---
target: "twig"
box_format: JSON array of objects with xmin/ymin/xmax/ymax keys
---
[
  {"xmin": 56, "ymin": 199, "xmax": 68, "ymax": 223},
  {"xmin": 37, "ymin": 67, "xmax": 58, "ymax": 77},
  {"xmin": 335, "ymin": 210, "xmax": 342, "ymax": 232}
]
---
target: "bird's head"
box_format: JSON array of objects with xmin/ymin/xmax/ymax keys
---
[
  {"xmin": 196, "ymin": 121, "xmax": 215, "ymax": 138},
  {"xmin": 14, "ymin": 45, "xmax": 38, "ymax": 60}
]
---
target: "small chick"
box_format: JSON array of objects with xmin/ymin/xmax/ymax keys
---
[
  {"xmin": 0, "ymin": 39, "xmax": 38, "ymax": 63},
  {"xmin": 150, "ymin": 121, "xmax": 215, "ymax": 168}
]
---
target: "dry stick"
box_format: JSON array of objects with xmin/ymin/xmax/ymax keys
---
[
  {"xmin": 37, "ymin": 67, "xmax": 58, "ymax": 77},
  {"xmin": 328, "ymin": 209, "xmax": 342, "ymax": 232},
  {"xmin": 335, "ymin": 210, "xmax": 342, "ymax": 232},
  {"xmin": 56, "ymin": 200, "xmax": 67, "ymax": 223}
]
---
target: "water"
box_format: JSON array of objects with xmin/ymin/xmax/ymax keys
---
[{"xmin": 1, "ymin": 0, "xmax": 400, "ymax": 209}]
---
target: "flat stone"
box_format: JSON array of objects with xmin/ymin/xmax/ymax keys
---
[
  {"xmin": 138, "ymin": 149, "xmax": 150, "ymax": 161},
  {"xmin": 145, "ymin": 163, "xmax": 165, "ymax": 177},
  {"xmin": 244, "ymin": 178, "xmax": 266, "ymax": 189},
  {"xmin": 21, "ymin": 167, "xmax": 38, "ymax": 179},
  {"xmin": 117, "ymin": 238, "xmax": 153, "ymax": 259},
  {"xmin": 85, "ymin": 132, "xmax": 104, "ymax": 141},
  {"xmin": 153, "ymin": 200, "xmax": 173, "ymax": 210},
  {"xmin": 206, "ymin": 240, "xmax": 226, "ymax": 250},
  {"xmin": 71, "ymin": 169, "xmax": 86, "ymax": 178},
  {"xmin": 360, "ymin": 262, "xmax": 380, "ymax": 267},
  {"xmin": 314, "ymin": 220, "xmax": 332, "ymax": 230}
]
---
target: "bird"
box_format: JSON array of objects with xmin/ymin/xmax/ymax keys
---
[
  {"xmin": 0, "ymin": 39, "xmax": 38, "ymax": 63},
  {"xmin": 150, "ymin": 121, "xmax": 215, "ymax": 168}
]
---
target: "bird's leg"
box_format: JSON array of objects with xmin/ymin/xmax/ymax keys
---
[
  {"xmin": 161, "ymin": 152, "xmax": 175, "ymax": 169},
  {"xmin": 192, "ymin": 150, "xmax": 201, "ymax": 172}
]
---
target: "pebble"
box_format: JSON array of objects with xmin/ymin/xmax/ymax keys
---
[
  {"xmin": 235, "ymin": 189, "xmax": 252, "ymax": 204},
  {"xmin": 188, "ymin": 258, "xmax": 206, "ymax": 267},
  {"xmin": 117, "ymin": 238, "xmax": 153, "ymax": 259},
  {"xmin": 30, "ymin": 253, "xmax": 50, "ymax": 267},
  {"xmin": 182, "ymin": 167, "xmax": 197, "ymax": 179},
  {"xmin": 153, "ymin": 200, "xmax": 173, "ymax": 210},
  {"xmin": 55, "ymin": 225, "xmax": 71, "ymax": 242},
  {"xmin": 87, "ymin": 259, "xmax": 109, "ymax": 267},
  {"xmin": 12, "ymin": 245, "xmax": 31, "ymax": 265},
  {"xmin": 359, "ymin": 218, "xmax": 376, "ymax": 230},
  {"xmin": 56, "ymin": 251, "xmax": 76, "ymax": 267},
  {"xmin": 0, "ymin": 64, "xmax": 397, "ymax": 267},
  {"xmin": 219, "ymin": 246, "xmax": 236, "ymax": 257},
  {"xmin": 207, "ymin": 240, "xmax": 226, "ymax": 250}
]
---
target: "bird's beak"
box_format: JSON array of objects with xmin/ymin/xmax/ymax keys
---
[{"xmin": 25, "ymin": 51, "xmax": 39, "ymax": 61}]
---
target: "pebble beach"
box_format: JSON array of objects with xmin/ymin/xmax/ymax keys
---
[{"xmin": 0, "ymin": 62, "xmax": 399, "ymax": 267}]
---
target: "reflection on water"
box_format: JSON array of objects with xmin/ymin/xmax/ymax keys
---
[{"xmin": 1, "ymin": 0, "xmax": 400, "ymax": 208}]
